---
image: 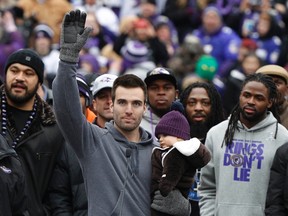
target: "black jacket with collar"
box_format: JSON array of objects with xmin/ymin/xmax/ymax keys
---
[
  {"xmin": 265, "ymin": 142, "xmax": 288, "ymax": 216},
  {"xmin": 48, "ymin": 142, "xmax": 88, "ymax": 216},
  {"xmin": 0, "ymin": 134, "xmax": 28, "ymax": 216},
  {"xmin": 0, "ymin": 88, "xmax": 65, "ymax": 216}
]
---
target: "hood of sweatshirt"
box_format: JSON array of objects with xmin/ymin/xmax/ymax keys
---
[
  {"xmin": 236, "ymin": 112, "xmax": 277, "ymax": 135},
  {"xmin": 105, "ymin": 121, "xmax": 154, "ymax": 149}
]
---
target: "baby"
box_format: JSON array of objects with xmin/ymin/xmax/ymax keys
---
[{"xmin": 151, "ymin": 101, "xmax": 211, "ymax": 216}]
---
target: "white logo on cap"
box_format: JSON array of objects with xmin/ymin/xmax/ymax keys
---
[
  {"xmin": 150, "ymin": 68, "xmax": 170, "ymax": 75},
  {"xmin": 25, "ymin": 56, "xmax": 32, "ymax": 62},
  {"xmin": 100, "ymin": 77, "xmax": 113, "ymax": 83}
]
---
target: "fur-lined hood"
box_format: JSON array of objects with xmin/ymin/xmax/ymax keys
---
[
  {"xmin": 0, "ymin": 85, "xmax": 56, "ymax": 126},
  {"xmin": 0, "ymin": 86, "xmax": 57, "ymax": 144}
]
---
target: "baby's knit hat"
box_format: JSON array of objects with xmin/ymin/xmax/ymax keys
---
[
  {"xmin": 5, "ymin": 49, "xmax": 44, "ymax": 83},
  {"xmin": 155, "ymin": 101, "xmax": 190, "ymax": 140}
]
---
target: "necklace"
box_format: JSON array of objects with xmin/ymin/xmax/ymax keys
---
[{"xmin": 1, "ymin": 92, "xmax": 37, "ymax": 148}]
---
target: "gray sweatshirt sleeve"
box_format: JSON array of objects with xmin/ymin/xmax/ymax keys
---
[
  {"xmin": 52, "ymin": 61, "xmax": 98, "ymax": 159},
  {"xmin": 198, "ymin": 130, "xmax": 216, "ymax": 216}
]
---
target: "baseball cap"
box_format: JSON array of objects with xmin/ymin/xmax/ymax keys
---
[
  {"xmin": 92, "ymin": 74, "xmax": 118, "ymax": 96},
  {"xmin": 144, "ymin": 67, "xmax": 177, "ymax": 88},
  {"xmin": 256, "ymin": 64, "xmax": 288, "ymax": 84}
]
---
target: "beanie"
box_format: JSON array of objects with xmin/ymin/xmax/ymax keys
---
[
  {"xmin": 155, "ymin": 101, "xmax": 190, "ymax": 140},
  {"xmin": 5, "ymin": 49, "xmax": 44, "ymax": 83},
  {"xmin": 121, "ymin": 40, "xmax": 150, "ymax": 65},
  {"xmin": 79, "ymin": 53, "xmax": 100, "ymax": 74},
  {"xmin": 76, "ymin": 73, "xmax": 92, "ymax": 106},
  {"xmin": 33, "ymin": 24, "xmax": 54, "ymax": 40},
  {"xmin": 195, "ymin": 55, "xmax": 218, "ymax": 81}
]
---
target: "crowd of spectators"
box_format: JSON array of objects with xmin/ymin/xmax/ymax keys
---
[{"xmin": 1, "ymin": 0, "xmax": 288, "ymax": 116}]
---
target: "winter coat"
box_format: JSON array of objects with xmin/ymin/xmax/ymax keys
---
[
  {"xmin": 151, "ymin": 139, "xmax": 211, "ymax": 216},
  {"xmin": 0, "ymin": 134, "xmax": 28, "ymax": 216},
  {"xmin": 0, "ymin": 87, "xmax": 65, "ymax": 216},
  {"xmin": 48, "ymin": 143, "xmax": 87, "ymax": 216},
  {"xmin": 265, "ymin": 142, "xmax": 288, "ymax": 215}
]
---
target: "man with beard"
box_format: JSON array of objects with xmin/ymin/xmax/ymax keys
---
[
  {"xmin": 141, "ymin": 67, "xmax": 179, "ymax": 143},
  {"xmin": 256, "ymin": 64, "xmax": 288, "ymax": 129},
  {"xmin": 198, "ymin": 73, "xmax": 288, "ymax": 216},
  {"xmin": 180, "ymin": 81, "xmax": 225, "ymax": 216},
  {"xmin": 2, "ymin": 48, "xmax": 65, "ymax": 215}
]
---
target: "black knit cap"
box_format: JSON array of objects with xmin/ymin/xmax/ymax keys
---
[
  {"xmin": 4, "ymin": 49, "xmax": 44, "ymax": 83},
  {"xmin": 155, "ymin": 101, "xmax": 190, "ymax": 140}
]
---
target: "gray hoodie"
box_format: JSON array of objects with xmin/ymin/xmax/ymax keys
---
[
  {"xmin": 199, "ymin": 113, "xmax": 288, "ymax": 216},
  {"xmin": 140, "ymin": 106, "xmax": 161, "ymax": 143},
  {"xmin": 53, "ymin": 61, "xmax": 155, "ymax": 216}
]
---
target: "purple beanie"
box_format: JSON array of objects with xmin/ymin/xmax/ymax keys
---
[
  {"xmin": 155, "ymin": 110, "xmax": 190, "ymax": 140},
  {"xmin": 79, "ymin": 54, "xmax": 100, "ymax": 73}
]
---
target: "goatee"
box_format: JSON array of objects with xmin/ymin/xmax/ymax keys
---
[{"xmin": 189, "ymin": 121, "xmax": 210, "ymax": 143}]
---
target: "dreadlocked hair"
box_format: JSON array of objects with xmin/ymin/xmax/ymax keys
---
[
  {"xmin": 180, "ymin": 81, "xmax": 225, "ymax": 129},
  {"xmin": 222, "ymin": 73, "xmax": 280, "ymax": 148}
]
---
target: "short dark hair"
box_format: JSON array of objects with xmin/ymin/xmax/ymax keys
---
[{"xmin": 112, "ymin": 74, "xmax": 147, "ymax": 102}]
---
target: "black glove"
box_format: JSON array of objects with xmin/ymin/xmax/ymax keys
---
[
  {"xmin": 59, "ymin": 9, "xmax": 92, "ymax": 63},
  {"xmin": 151, "ymin": 190, "xmax": 191, "ymax": 216}
]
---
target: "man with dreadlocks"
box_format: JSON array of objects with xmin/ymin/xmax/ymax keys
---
[
  {"xmin": 180, "ymin": 81, "xmax": 225, "ymax": 216},
  {"xmin": 198, "ymin": 73, "xmax": 288, "ymax": 216}
]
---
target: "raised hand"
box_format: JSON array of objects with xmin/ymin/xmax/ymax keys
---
[{"xmin": 59, "ymin": 9, "xmax": 93, "ymax": 63}]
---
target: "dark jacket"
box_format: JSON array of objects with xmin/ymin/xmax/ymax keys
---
[
  {"xmin": 151, "ymin": 140, "xmax": 211, "ymax": 216},
  {"xmin": 265, "ymin": 142, "xmax": 288, "ymax": 216},
  {"xmin": 48, "ymin": 142, "xmax": 87, "ymax": 216},
  {"xmin": 0, "ymin": 88, "xmax": 65, "ymax": 216},
  {"xmin": 0, "ymin": 134, "xmax": 28, "ymax": 216}
]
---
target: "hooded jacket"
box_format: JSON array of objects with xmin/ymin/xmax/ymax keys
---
[
  {"xmin": 198, "ymin": 113, "xmax": 288, "ymax": 216},
  {"xmin": 0, "ymin": 87, "xmax": 65, "ymax": 216},
  {"xmin": 151, "ymin": 139, "xmax": 211, "ymax": 199},
  {"xmin": 140, "ymin": 106, "xmax": 161, "ymax": 143},
  {"xmin": 0, "ymin": 134, "xmax": 28, "ymax": 216},
  {"xmin": 53, "ymin": 61, "xmax": 155, "ymax": 216}
]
